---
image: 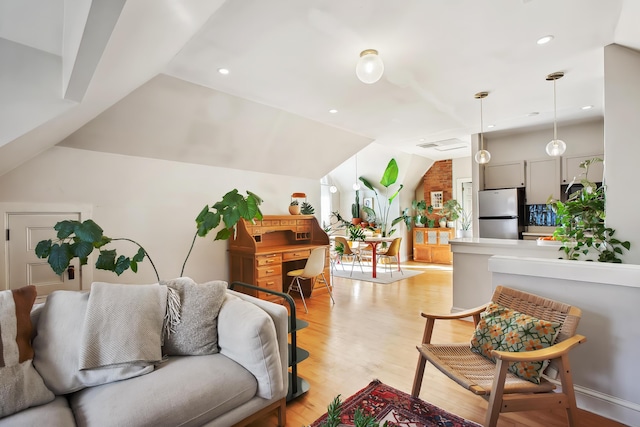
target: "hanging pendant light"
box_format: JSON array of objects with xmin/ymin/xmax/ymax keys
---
[
  {"xmin": 474, "ymin": 91, "xmax": 491, "ymax": 164},
  {"xmin": 356, "ymin": 49, "xmax": 384, "ymax": 84},
  {"xmin": 545, "ymin": 72, "xmax": 567, "ymax": 157},
  {"xmin": 352, "ymin": 154, "xmax": 361, "ymax": 190}
]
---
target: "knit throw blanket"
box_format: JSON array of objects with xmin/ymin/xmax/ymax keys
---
[{"xmin": 78, "ymin": 282, "xmax": 180, "ymax": 370}]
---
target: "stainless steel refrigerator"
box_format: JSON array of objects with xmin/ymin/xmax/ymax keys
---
[{"xmin": 478, "ymin": 188, "xmax": 525, "ymax": 239}]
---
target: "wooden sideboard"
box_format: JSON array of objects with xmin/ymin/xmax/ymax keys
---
[
  {"xmin": 413, "ymin": 227, "xmax": 454, "ymax": 264},
  {"xmin": 228, "ymin": 215, "xmax": 330, "ymax": 302}
]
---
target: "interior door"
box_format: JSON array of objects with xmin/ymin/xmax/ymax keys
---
[{"xmin": 8, "ymin": 213, "xmax": 82, "ymax": 296}]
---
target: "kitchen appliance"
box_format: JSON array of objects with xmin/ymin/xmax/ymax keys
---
[{"xmin": 478, "ymin": 188, "xmax": 525, "ymax": 239}]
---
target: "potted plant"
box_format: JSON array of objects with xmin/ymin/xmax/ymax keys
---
[
  {"xmin": 351, "ymin": 190, "xmax": 362, "ymax": 225},
  {"xmin": 35, "ymin": 189, "xmax": 264, "ymax": 281},
  {"xmin": 411, "ymin": 200, "xmax": 433, "ymax": 227},
  {"xmin": 289, "ymin": 200, "xmax": 300, "ymax": 215},
  {"xmin": 359, "ymin": 158, "xmax": 405, "ymax": 237},
  {"xmin": 442, "ymin": 199, "xmax": 463, "ymax": 228},
  {"xmin": 301, "ymin": 201, "xmax": 315, "ymax": 215},
  {"xmin": 460, "ymin": 209, "xmax": 472, "ymax": 237},
  {"xmin": 548, "ymin": 157, "xmax": 630, "ymax": 262}
]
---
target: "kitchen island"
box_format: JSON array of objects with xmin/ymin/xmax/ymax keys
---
[{"xmin": 449, "ymin": 237, "xmax": 561, "ymax": 312}]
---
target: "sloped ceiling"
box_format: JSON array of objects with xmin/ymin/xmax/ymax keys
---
[{"xmin": 1, "ymin": 0, "xmax": 640, "ymax": 180}]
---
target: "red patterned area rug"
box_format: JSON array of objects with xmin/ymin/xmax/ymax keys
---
[{"xmin": 310, "ymin": 380, "xmax": 482, "ymax": 427}]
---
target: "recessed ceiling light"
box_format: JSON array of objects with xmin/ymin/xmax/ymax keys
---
[
  {"xmin": 329, "ymin": 109, "xmax": 338, "ymax": 114},
  {"xmin": 581, "ymin": 105, "xmax": 594, "ymax": 110},
  {"xmin": 217, "ymin": 68, "xmax": 230, "ymax": 75},
  {"xmin": 537, "ymin": 35, "xmax": 554, "ymax": 45},
  {"xmin": 487, "ymin": 124, "xmax": 496, "ymax": 129},
  {"xmin": 527, "ymin": 112, "xmax": 540, "ymax": 117}
]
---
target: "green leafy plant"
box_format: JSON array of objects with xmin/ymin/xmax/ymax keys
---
[
  {"xmin": 347, "ymin": 224, "xmax": 366, "ymax": 242},
  {"xmin": 315, "ymin": 395, "xmax": 390, "ymax": 427},
  {"xmin": 441, "ymin": 199, "xmax": 463, "ymax": 222},
  {"xmin": 548, "ymin": 158, "xmax": 630, "ymax": 262},
  {"xmin": 359, "ymin": 158, "xmax": 405, "ymax": 237},
  {"xmin": 352, "ymin": 190, "xmax": 360, "ymax": 220},
  {"xmin": 301, "ymin": 201, "xmax": 315, "ymax": 215},
  {"xmin": 411, "ymin": 199, "xmax": 434, "ymax": 227},
  {"xmin": 35, "ymin": 189, "xmax": 263, "ymax": 281},
  {"xmin": 460, "ymin": 209, "xmax": 472, "ymax": 231},
  {"xmin": 290, "ymin": 200, "xmax": 299, "ymax": 206}
]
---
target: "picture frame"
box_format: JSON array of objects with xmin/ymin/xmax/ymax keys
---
[
  {"xmin": 430, "ymin": 191, "xmax": 443, "ymax": 210},
  {"xmin": 363, "ymin": 197, "xmax": 374, "ymax": 210}
]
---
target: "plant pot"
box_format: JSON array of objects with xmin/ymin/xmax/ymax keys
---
[
  {"xmin": 289, "ymin": 205, "xmax": 300, "ymax": 215},
  {"xmin": 439, "ymin": 218, "xmax": 447, "ymax": 228},
  {"xmin": 462, "ymin": 229, "xmax": 472, "ymax": 238},
  {"xmin": 447, "ymin": 221, "xmax": 455, "ymax": 228},
  {"xmin": 352, "ymin": 218, "xmax": 362, "ymax": 225}
]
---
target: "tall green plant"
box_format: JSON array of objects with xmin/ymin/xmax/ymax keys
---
[
  {"xmin": 352, "ymin": 190, "xmax": 360, "ymax": 219},
  {"xmin": 35, "ymin": 189, "xmax": 263, "ymax": 280},
  {"xmin": 359, "ymin": 158, "xmax": 404, "ymax": 236},
  {"xmin": 548, "ymin": 158, "xmax": 629, "ymax": 262}
]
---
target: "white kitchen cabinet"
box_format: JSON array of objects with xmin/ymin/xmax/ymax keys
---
[
  {"xmin": 483, "ymin": 161, "xmax": 525, "ymax": 189},
  {"xmin": 562, "ymin": 154, "xmax": 604, "ymax": 184},
  {"xmin": 526, "ymin": 157, "xmax": 561, "ymax": 204}
]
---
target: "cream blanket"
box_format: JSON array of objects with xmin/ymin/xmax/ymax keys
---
[{"xmin": 79, "ymin": 282, "xmax": 169, "ymax": 370}]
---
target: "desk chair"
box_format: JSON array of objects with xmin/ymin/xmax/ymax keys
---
[
  {"xmin": 334, "ymin": 237, "xmax": 364, "ymax": 276},
  {"xmin": 377, "ymin": 237, "xmax": 403, "ymax": 276},
  {"xmin": 286, "ymin": 247, "xmax": 334, "ymax": 313}
]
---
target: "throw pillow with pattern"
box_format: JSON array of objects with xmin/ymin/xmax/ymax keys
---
[{"xmin": 470, "ymin": 302, "xmax": 561, "ymax": 384}]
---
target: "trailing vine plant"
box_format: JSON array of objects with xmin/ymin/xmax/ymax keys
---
[{"xmin": 548, "ymin": 158, "xmax": 630, "ymax": 262}]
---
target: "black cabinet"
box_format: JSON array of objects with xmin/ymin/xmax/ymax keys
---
[{"xmin": 229, "ymin": 281, "xmax": 309, "ymax": 401}]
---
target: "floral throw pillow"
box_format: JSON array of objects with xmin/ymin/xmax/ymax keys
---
[{"xmin": 470, "ymin": 302, "xmax": 561, "ymax": 384}]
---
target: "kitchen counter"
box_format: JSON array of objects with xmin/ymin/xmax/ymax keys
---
[{"xmin": 449, "ymin": 238, "xmax": 562, "ymax": 313}]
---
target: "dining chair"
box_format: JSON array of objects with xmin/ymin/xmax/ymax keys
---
[
  {"xmin": 286, "ymin": 247, "xmax": 334, "ymax": 313},
  {"xmin": 377, "ymin": 237, "xmax": 403, "ymax": 276},
  {"xmin": 334, "ymin": 236, "xmax": 364, "ymax": 276}
]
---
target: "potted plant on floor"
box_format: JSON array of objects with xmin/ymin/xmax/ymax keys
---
[
  {"xmin": 548, "ymin": 157, "xmax": 630, "ymax": 262},
  {"xmin": 359, "ymin": 158, "xmax": 405, "ymax": 237}
]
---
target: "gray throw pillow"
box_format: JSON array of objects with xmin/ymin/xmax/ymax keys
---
[{"xmin": 161, "ymin": 278, "xmax": 228, "ymax": 356}]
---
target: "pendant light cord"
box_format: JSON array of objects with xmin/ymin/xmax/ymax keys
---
[
  {"xmin": 553, "ymin": 78, "xmax": 558, "ymax": 141},
  {"xmin": 480, "ymin": 97, "xmax": 484, "ymax": 150}
]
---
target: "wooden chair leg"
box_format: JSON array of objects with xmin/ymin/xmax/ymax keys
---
[
  {"xmin": 485, "ymin": 359, "xmax": 509, "ymax": 427},
  {"xmin": 557, "ymin": 354, "xmax": 579, "ymax": 427},
  {"xmin": 411, "ymin": 353, "xmax": 427, "ymax": 397}
]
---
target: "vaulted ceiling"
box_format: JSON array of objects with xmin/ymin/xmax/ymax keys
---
[{"xmin": 1, "ymin": 0, "xmax": 639, "ymax": 179}]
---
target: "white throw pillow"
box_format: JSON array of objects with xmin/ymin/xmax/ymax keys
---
[{"xmin": 32, "ymin": 291, "xmax": 153, "ymax": 395}]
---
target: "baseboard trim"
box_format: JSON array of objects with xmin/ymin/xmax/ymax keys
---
[{"xmin": 573, "ymin": 384, "xmax": 640, "ymax": 426}]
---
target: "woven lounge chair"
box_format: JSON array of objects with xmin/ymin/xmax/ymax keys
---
[{"xmin": 411, "ymin": 286, "xmax": 586, "ymax": 427}]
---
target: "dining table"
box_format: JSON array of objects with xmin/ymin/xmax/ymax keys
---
[{"xmin": 361, "ymin": 236, "xmax": 396, "ymax": 278}]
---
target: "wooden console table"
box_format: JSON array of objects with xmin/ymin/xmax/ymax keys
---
[{"xmin": 229, "ymin": 215, "xmax": 330, "ymax": 301}]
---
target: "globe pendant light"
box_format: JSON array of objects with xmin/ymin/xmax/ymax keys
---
[
  {"xmin": 356, "ymin": 49, "xmax": 384, "ymax": 84},
  {"xmin": 545, "ymin": 72, "xmax": 567, "ymax": 157},
  {"xmin": 474, "ymin": 91, "xmax": 491, "ymax": 164}
]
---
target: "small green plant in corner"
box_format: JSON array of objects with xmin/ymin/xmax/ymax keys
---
[
  {"xmin": 35, "ymin": 189, "xmax": 264, "ymax": 281},
  {"xmin": 548, "ymin": 157, "xmax": 630, "ymax": 262}
]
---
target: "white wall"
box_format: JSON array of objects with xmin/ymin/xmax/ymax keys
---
[
  {"xmin": 0, "ymin": 146, "xmax": 320, "ymax": 286},
  {"xmin": 604, "ymin": 44, "xmax": 640, "ymax": 265},
  {"xmin": 484, "ymin": 120, "xmax": 604, "ymax": 164}
]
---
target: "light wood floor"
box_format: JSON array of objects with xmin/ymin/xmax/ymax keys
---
[{"xmin": 250, "ymin": 261, "xmax": 625, "ymax": 427}]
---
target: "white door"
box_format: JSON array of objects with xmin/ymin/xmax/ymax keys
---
[{"xmin": 8, "ymin": 213, "xmax": 82, "ymax": 296}]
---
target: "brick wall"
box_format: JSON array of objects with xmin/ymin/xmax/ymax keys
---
[{"xmin": 422, "ymin": 160, "xmax": 452, "ymax": 220}]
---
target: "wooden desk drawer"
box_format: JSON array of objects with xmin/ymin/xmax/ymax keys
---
[
  {"xmin": 257, "ymin": 264, "xmax": 282, "ymax": 278},
  {"xmin": 283, "ymin": 249, "xmax": 311, "ymax": 261},
  {"xmin": 256, "ymin": 254, "xmax": 282, "ymax": 266},
  {"xmin": 257, "ymin": 276, "xmax": 282, "ymax": 293},
  {"xmin": 296, "ymin": 225, "xmax": 311, "ymax": 232}
]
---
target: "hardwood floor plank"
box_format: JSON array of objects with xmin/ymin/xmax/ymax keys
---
[{"xmin": 249, "ymin": 262, "xmax": 625, "ymax": 427}]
